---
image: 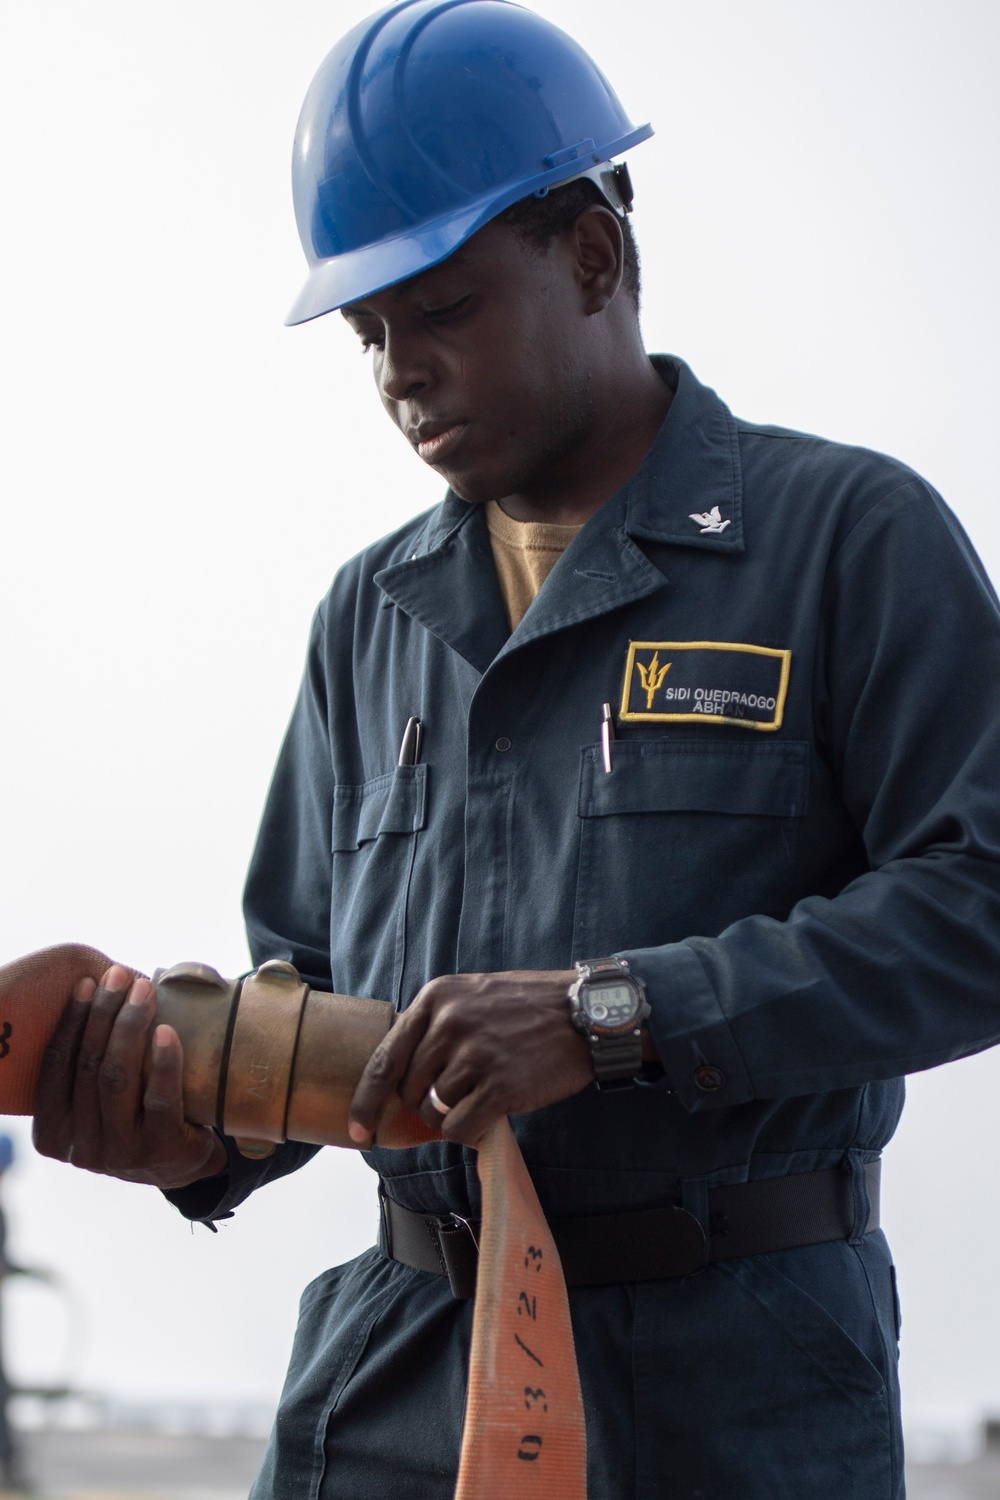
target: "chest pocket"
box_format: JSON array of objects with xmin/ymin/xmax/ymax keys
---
[
  {"xmin": 331, "ymin": 765, "xmax": 427, "ymax": 1005},
  {"xmin": 572, "ymin": 739, "xmax": 809, "ymax": 958}
]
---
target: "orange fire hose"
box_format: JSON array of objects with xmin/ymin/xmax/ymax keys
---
[{"xmin": 0, "ymin": 945, "xmax": 586, "ymax": 1498}]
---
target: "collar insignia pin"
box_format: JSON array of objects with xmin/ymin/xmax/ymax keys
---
[{"xmin": 689, "ymin": 505, "xmax": 731, "ymax": 535}]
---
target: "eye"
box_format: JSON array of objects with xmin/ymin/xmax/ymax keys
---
[
  {"xmin": 354, "ymin": 323, "xmax": 384, "ymax": 354},
  {"xmin": 341, "ymin": 306, "xmax": 384, "ymax": 353},
  {"xmin": 423, "ymin": 294, "xmax": 472, "ymax": 323}
]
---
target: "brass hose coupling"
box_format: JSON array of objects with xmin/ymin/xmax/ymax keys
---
[{"xmin": 153, "ymin": 960, "xmax": 425, "ymax": 1159}]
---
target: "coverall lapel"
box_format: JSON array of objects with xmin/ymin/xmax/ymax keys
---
[
  {"xmin": 375, "ymin": 501, "xmax": 511, "ymax": 675},
  {"xmin": 496, "ymin": 509, "xmax": 667, "ymax": 655}
]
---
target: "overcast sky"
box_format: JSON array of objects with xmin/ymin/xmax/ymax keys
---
[{"xmin": 1, "ymin": 0, "xmax": 999, "ymax": 1446}]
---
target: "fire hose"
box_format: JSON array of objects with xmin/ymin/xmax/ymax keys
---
[{"xmin": 0, "ymin": 945, "xmax": 586, "ymax": 1498}]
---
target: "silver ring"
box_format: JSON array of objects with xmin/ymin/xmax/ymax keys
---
[{"xmin": 427, "ymin": 1083, "xmax": 452, "ymax": 1116}]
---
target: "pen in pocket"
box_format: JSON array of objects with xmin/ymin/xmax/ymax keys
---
[
  {"xmin": 398, "ymin": 716, "xmax": 423, "ymax": 767},
  {"xmin": 601, "ymin": 702, "xmax": 615, "ymax": 774}
]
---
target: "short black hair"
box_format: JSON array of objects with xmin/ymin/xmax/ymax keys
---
[{"xmin": 497, "ymin": 178, "xmax": 641, "ymax": 313}]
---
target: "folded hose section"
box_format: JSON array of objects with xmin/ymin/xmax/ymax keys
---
[{"xmin": 0, "ymin": 945, "xmax": 586, "ymax": 1497}]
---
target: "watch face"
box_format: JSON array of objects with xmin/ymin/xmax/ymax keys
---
[{"xmin": 584, "ymin": 978, "xmax": 640, "ymax": 1031}]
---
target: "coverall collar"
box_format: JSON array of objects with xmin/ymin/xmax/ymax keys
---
[
  {"xmin": 626, "ymin": 355, "xmax": 744, "ymax": 553},
  {"xmin": 374, "ymin": 357, "xmax": 744, "ymax": 673}
]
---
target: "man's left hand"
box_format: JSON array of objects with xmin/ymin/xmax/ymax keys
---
[{"xmin": 348, "ymin": 970, "xmax": 592, "ymax": 1148}]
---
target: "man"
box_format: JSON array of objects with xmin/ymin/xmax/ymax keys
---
[{"xmin": 32, "ymin": 2, "xmax": 1000, "ymax": 1497}]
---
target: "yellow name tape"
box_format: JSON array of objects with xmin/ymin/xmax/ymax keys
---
[{"xmin": 620, "ymin": 641, "xmax": 792, "ymax": 732}]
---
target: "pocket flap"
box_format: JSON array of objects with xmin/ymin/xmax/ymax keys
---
[
  {"xmin": 579, "ymin": 740, "xmax": 809, "ymax": 819},
  {"xmin": 332, "ymin": 765, "xmax": 428, "ymax": 851}
]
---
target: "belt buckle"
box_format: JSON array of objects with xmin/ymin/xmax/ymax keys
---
[
  {"xmin": 447, "ymin": 1213, "xmax": 479, "ymax": 1251},
  {"xmin": 437, "ymin": 1212, "xmax": 479, "ymax": 1300}
]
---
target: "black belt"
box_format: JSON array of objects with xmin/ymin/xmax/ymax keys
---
[{"xmin": 378, "ymin": 1161, "xmax": 881, "ymax": 1300}]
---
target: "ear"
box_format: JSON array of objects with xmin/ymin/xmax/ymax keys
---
[{"xmin": 570, "ymin": 206, "xmax": 625, "ymax": 314}]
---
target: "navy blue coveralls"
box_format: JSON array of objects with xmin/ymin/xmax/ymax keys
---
[{"xmin": 170, "ymin": 358, "xmax": 1000, "ymax": 1499}]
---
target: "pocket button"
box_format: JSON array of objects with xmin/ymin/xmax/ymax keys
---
[{"xmin": 694, "ymin": 1065, "xmax": 725, "ymax": 1092}]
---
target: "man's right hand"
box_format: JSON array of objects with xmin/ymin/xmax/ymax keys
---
[{"xmin": 32, "ymin": 965, "xmax": 228, "ymax": 1191}]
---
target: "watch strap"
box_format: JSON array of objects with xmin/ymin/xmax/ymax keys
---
[{"xmin": 587, "ymin": 1028, "xmax": 644, "ymax": 1090}]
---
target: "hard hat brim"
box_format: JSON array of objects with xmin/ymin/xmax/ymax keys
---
[
  {"xmin": 285, "ymin": 124, "xmax": 653, "ymax": 326},
  {"xmin": 286, "ymin": 203, "xmax": 483, "ymax": 326}
]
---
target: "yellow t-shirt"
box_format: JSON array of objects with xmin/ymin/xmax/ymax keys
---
[{"xmin": 485, "ymin": 500, "xmax": 583, "ymax": 631}]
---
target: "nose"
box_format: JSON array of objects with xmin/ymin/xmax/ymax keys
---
[{"xmin": 377, "ymin": 327, "xmax": 433, "ymax": 403}]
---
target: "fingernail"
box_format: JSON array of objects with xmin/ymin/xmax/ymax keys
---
[
  {"xmin": 128, "ymin": 977, "xmax": 153, "ymax": 1007},
  {"xmin": 74, "ymin": 977, "xmax": 97, "ymax": 1003},
  {"xmin": 348, "ymin": 1121, "xmax": 370, "ymax": 1143},
  {"xmin": 153, "ymin": 1025, "xmax": 172, "ymax": 1049},
  {"xmin": 102, "ymin": 964, "xmax": 130, "ymax": 994}
]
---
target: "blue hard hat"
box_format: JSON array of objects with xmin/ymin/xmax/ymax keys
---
[{"xmin": 287, "ymin": 0, "xmax": 653, "ymax": 325}]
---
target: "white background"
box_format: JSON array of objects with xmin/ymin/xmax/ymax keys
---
[{"xmin": 0, "ymin": 0, "xmax": 998, "ymax": 1442}]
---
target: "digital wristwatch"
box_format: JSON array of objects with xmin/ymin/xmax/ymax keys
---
[{"xmin": 568, "ymin": 956, "xmax": 650, "ymax": 1090}]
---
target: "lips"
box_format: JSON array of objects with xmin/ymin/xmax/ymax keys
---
[{"xmin": 410, "ymin": 420, "xmax": 469, "ymax": 465}]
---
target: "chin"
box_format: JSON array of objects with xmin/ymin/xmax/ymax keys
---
[
  {"xmin": 428, "ymin": 423, "xmax": 553, "ymax": 506},
  {"xmin": 436, "ymin": 465, "xmax": 515, "ymax": 507}
]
